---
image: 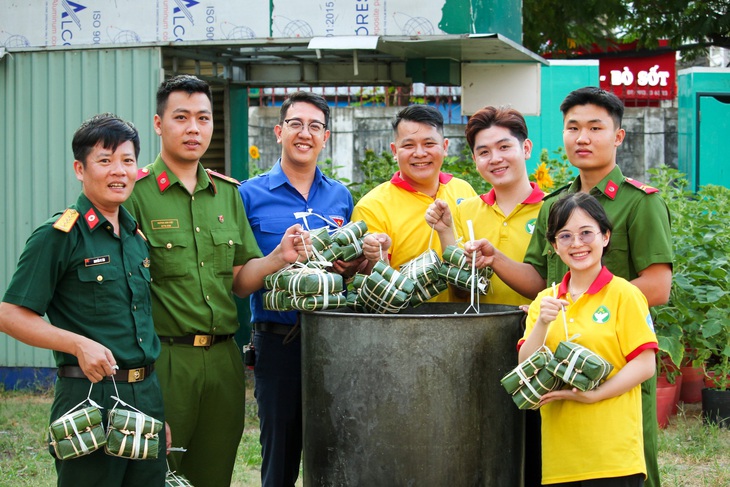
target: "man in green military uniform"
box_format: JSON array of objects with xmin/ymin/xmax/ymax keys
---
[
  {"xmin": 125, "ymin": 75, "xmax": 307, "ymax": 487},
  {"xmin": 467, "ymin": 87, "xmax": 672, "ymax": 487},
  {"xmin": 0, "ymin": 113, "xmax": 167, "ymax": 486}
]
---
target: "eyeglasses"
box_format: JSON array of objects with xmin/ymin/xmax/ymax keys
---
[
  {"xmin": 555, "ymin": 230, "xmax": 601, "ymax": 246},
  {"xmin": 283, "ymin": 119, "xmax": 327, "ymax": 135}
]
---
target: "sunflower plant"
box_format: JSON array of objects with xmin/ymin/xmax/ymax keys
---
[{"xmin": 530, "ymin": 147, "xmax": 575, "ymax": 193}]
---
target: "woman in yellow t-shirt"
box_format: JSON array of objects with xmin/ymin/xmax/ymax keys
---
[{"xmin": 518, "ymin": 193, "xmax": 658, "ymax": 486}]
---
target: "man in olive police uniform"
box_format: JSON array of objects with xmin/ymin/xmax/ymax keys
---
[
  {"xmin": 467, "ymin": 87, "xmax": 672, "ymax": 487},
  {"xmin": 0, "ymin": 113, "xmax": 166, "ymax": 486},
  {"xmin": 125, "ymin": 75, "xmax": 306, "ymax": 487}
]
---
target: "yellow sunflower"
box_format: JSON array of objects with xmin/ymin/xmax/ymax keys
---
[
  {"xmin": 249, "ymin": 145, "xmax": 260, "ymax": 160},
  {"xmin": 533, "ymin": 162, "xmax": 554, "ymax": 190}
]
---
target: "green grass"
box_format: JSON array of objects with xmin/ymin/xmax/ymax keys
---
[
  {"xmin": 0, "ymin": 386, "xmax": 55, "ymax": 486},
  {"xmin": 1, "ymin": 385, "xmax": 727, "ymax": 487},
  {"xmin": 658, "ymin": 403, "xmax": 730, "ymax": 486}
]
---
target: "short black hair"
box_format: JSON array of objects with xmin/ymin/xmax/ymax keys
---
[
  {"xmin": 156, "ymin": 75, "xmax": 213, "ymax": 117},
  {"xmin": 392, "ymin": 105, "xmax": 444, "ymax": 136},
  {"xmin": 279, "ymin": 91, "xmax": 330, "ymax": 128},
  {"xmin": 560, "ymin": 86, "xmax": 624, "ymax": 129},
  {"xmin": 72, "ymin": 113, "xmax": 140, "ymax": 166},
  {"xmin": 546, "ymin": 193, "xmax": 613, "ymax": 255}
]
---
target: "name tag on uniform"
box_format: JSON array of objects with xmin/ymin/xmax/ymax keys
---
[
  {"xmin": 84, "ymin": 255, "xmax": 110, "ymax": 266},
  {"xmin": 151, "ymin": 219, "xmax": 179, "ymax": 230}
]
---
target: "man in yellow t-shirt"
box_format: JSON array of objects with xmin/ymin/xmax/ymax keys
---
[
  {"xmin": 355, "ymin": 105, "xmax": 476, "ymax": 302},
  {"xmin": 426, "ymin": 106, "xmax": 543, "ymax": 305}
]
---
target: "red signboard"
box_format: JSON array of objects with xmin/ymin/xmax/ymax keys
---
[{"xmin": 599, "ymin": 49, "xmax": 676, "ymax": 103}]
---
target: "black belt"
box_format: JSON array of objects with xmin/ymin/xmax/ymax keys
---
[
  {"xmin": 57, "ymin": 364, "xmax": 154, "ymax": 383},
  {"xmin": 254, "ymin": 322, "xmax": 296, "ymax": 336},
  {"xmin": 158, "ymin": 334, "xmax": 235, "ymax": 347}
]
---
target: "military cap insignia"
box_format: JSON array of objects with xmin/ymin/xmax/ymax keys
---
[
  {"xmin": 52, "ymin": 209, "xmax": 80, "ymax": 233},
  {"xmin": 625, "ymin": 177, "xmax": 659, "ymax": 194}
]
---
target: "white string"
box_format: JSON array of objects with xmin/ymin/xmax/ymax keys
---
[
  {"xmin": 378, "ymin": 240, "xmax": 386, "ymax": 262},
  {"xmin": 293, "ymin": 209, "xmax": 341, "ymax": 232},
  {"xmin": 299, "ymin": 232, "xmax": 310, "ymax": 261},
  {"xmin": 464, "ymin": 220, "xmax": 479, "ymax": 314}
]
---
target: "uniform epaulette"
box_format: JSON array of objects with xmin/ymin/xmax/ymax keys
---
[
  {"xmin": 137, "ymin": 166, "xmax": 153, "ymax": 181},
  {"xmin": 624, "ymin": 177, "xmax": 659, "ymax": 194},
  {"xmin": 206, "ymin": 168, "xmax": 240, "ymax": 185},
  {"xmin": 52, "ymin": 209, "xmax": 80, "ymax": 233},
  {"xmin": 543, "ymin": 183, "xmax": 571, "ymax": 201}
]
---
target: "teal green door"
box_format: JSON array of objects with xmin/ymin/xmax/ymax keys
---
[{"xmin": 699, "ymin": 95, "xmax": 730, "ymax": 189}]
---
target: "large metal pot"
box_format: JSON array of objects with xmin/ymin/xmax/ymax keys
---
[{"xmin": 301, "ymin": 303, "xmax": 525, "ymax": 486}]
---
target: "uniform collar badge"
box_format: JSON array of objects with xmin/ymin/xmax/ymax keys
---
[
  {"xmin": 218, "ymin": 215, "xmax": 224, "ymax": 223},
  {"xmin": 604, "ymin": 180, "xmax": 619, "ymax": 200},
  {"xmin": 85, "ymin": 208, "xmax": 100, "ymax": 229},
  {"xmin": 157, "ymin": 171, "xmax": 170, "ymax": 192}
]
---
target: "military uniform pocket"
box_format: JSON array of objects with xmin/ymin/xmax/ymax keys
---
[
  {"xmin": 146, "ymin": 231, "xmax": 190, "ymax": 279},
  {"xmin": 212, "ymin": 229, "xmax": 243, "ymax": 276},
  {"xmin": 77, "ymin": 265, "xmax": 123, "ymax": 315}
]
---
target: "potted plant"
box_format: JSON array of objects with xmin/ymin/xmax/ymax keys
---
[
  {"xmin": 649, "ymin": 167, "xmax": 730, "ymax": 427},
  {"xmin": 655, "ymin": 350, "xmax": 682, "ymax": 427}
]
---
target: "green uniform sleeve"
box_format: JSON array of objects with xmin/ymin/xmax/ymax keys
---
[
  {"xmin": 2, "ymin": 221, "xmax": 70, "ymax": 314},
  {"xmin": 626, "ymin": 192, "xmax": 673, "ymax": 273}
]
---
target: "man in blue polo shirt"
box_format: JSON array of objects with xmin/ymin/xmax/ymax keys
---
[{"xmin": 239, "ymin": 91, "xmax": 361, "ymax": 487}]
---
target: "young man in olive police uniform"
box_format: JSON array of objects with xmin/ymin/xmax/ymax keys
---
[
  {"xmin": 0, "ymin": 113, "xmax": 167, "ymax": 486},
  {"xmin": 466, "ymin": 87, "xmax": 672, "ymax": 487},
  {"xmin": 125, "ymin": 75, "xmax": 306, "ymax": 487}
]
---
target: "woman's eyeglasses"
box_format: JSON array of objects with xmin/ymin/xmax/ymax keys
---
[{"xmin": 555, "ymin": 230, "xmax": 601, "ymax": 246}]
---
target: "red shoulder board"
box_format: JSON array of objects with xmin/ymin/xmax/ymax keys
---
[
  {"xmin": 206, "ymin": 168, "xmax": 240, "ymax": 185},
  {"xmin": 137, "ymin": 166, "xmax": 152, "ymax": 181},
  {"xmin": 625, "ymin": 178, "xmax": 659, "ymax": 194}
]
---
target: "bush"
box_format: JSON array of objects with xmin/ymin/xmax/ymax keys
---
[{"xmin": 649, "ymin": 166, "xmax": 730, "ymax": 389}]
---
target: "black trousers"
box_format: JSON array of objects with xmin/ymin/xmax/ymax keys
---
[{"xmin": 254, "ymin": 329, "xmax": 303, "ymax": 487}]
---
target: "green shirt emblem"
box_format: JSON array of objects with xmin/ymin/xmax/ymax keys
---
[
  {"xmin": 592, "ymin": 305, "xmax": 611, "ymax": 324},
  {"xmin": 526, "ymin": 218, "xmax": 536, "ymax": 235}
]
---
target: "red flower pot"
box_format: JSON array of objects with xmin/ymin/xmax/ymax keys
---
[
  {"xmin": 671, "ymin": 373, "xmax": 683, "ymax": 415},
  {"xmin": 656, "ymin": 375, "xmax": 679, "ymax": 429},
  {"xmin": 679, "ymin": 366, "xmax": 704, "ymax": 403},
  {"xmin": 704, "ymin": 371, "xmax": 730, "ymax": 390}
]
